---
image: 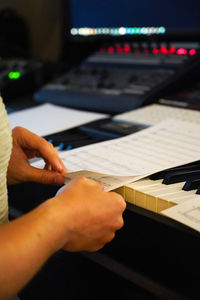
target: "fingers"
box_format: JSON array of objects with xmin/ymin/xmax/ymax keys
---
[
  {"xmin": 38, "ymin": 139, "xmax": 67, "ymax": 174},
  {"xmin": 26, "ymin": 165, "xmax": 65, "ymax": 185},
  {"xmin": 109, "ymin": 191, "xmax": 127, "ymax": 212},
  {"xmin": 12, "ymin": 126, "xmax": 67, "ymax": 174}
]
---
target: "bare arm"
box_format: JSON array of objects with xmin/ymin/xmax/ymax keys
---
[{"xmin": 0, "ymin": 177, "xmax": 126, "ymax": 300}]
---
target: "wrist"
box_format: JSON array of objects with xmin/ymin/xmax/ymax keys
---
[{"xmin": 41, "ymin": 196, "xmax": 71, "ymax": 252}]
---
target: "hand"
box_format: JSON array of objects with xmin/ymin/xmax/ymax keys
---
[
  {"xmin": 7, "ymin": 126, "xmax": 67, "ymax": 185},
  {"xmin": 53, "ymin": 176, "xmax": 126, "ymax": 252}
]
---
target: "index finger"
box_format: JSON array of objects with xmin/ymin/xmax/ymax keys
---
[{"xmin": 13, "ymin": 126, "xmax": 67, "ymax": 173}]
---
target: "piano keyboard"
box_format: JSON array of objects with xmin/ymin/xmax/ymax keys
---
[{"xmin": 114, "ymin": 161, "xmax": 200, "ymax": 214}]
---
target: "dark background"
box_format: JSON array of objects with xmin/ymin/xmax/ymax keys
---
[
  {"xmin": 0, "ymin": 0, "xmax": 62, "ymax": 61},
  {"xmin": 2, "ymin": 0, "xmax": 200, "ymax": 62},
  {"xmin": 70, "ymin": 0, "xmax": 200, "ymax": 29}
]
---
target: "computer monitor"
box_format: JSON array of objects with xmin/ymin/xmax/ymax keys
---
[{"xmin": 65, "ymin": 0, "xmax": 200, "ymax": 42}]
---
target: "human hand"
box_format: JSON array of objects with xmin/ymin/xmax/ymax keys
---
[
  {"xmin": 52, "ymin": 176, "xmax": 126, "ymax": 252},
  {"xmin": 7, "ymin": 126, "xmax": 67, "ymax": 185}
]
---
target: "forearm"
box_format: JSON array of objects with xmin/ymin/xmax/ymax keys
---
[{"xmin": 0, "ymin": 198, "xmax": 65, "ymax": 300}]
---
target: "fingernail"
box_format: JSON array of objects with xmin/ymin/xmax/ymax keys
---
[{"xmin": 57, "ymin": 162, "xmax": 65, "ymax": 171}]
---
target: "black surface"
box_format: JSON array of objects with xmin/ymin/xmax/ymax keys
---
[{"xmin": 8, "ymin": 182, "xmax": 200, "ymax": 300}]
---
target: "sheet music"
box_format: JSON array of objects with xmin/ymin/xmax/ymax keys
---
[
  {"xmin": 64, "ymin": 170, "xmax": 143, "ymax": 192},
  {"xmin": 162, "ymin": 197, "xmax": 200, "ymax": 232},
  {"xmin": 33, "ymin": 119, "xmax": 200, "ymax": 190},
  {"xmin": 8, "ymin": 103, "xmax": 108, "ymax": 136}
]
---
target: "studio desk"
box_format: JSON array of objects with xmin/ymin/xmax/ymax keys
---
[{"xmin": 7, "ymin": 122, "xmax": 200, "ymax": 300}]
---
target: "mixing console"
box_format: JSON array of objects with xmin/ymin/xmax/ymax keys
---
[{"xmin": 34, "ymin": 42, "xmax": 200, "ymax": 114}]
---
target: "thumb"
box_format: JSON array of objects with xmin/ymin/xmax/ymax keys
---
[{"xmin": 27, "ymin": 166, "xmax": 65, "ymax": 185}]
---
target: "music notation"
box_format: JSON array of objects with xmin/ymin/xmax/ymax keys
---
[
  {"xmin": 33, "ymin": 119, "xmax": 200, "ymax": 191},
  {"xmin": 162, "ymin": 197, "xmax": 200, "ymax": 232}
]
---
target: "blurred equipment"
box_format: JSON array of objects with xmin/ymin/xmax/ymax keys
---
[
  {"xmin": 34, "ymin": 43, "xmax": 200, "ymax": 114},
  {"xmin": 0, "ymin": 8, "xmax": 30, "ymax": 58},
  {"xmin": 0, "ymin": 58, "xmax": 49, "ymax": 101},
  {"xmin": 34, "ymin": 0, "xmax": 200, "ymax": 114}
]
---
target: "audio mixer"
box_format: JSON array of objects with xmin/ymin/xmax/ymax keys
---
[{"xmin": 34, "ymin": 42, "xmax": 200, "ymax": 114}]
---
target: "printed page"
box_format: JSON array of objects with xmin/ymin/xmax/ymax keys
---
[
  {"xmin": 33, "ymin": 119, "xmax": 200, "ymax": 190},
  {"xmin": 64, "ymin": 170, "xmax": 144, "ymax": 191},
  {"xmin": 8, "ymin": 103, "xmax": 108, "ymax": 136},
  {"xmin": 162, "ymin": 196, "xmax": 200, "ymax": 233}
]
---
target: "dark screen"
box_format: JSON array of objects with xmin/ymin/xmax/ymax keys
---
[{"xmin": 69, "ymin": 0, "xmax": 200, "ymax": 37}]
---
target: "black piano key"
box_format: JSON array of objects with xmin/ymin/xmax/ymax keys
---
[
  {"xmin": 183, "ymin": 178, "xmax": 200, "ymax": 191},
  {"xmin": 150, "ymin": 161, "xmax": 200, "ymax": 180},
  {"xmin": 163, "ymin": 170, "xmax": 200, "ymax": 185}
]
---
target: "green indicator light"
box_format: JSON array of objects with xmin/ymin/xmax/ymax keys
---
[
  {"xmin": 135, "ymin": 28, "xmax": 140, "ymax": 34},
  {"xmin": 133, "ymin": 27, "xmax": 137, "ymax": 33},
  {"xmin": 8, "ymin": 72, "xmax": 21, "ymax": 80}
]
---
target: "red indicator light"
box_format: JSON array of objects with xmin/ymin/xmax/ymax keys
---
[
  {"xmin": 152, "ymin": 48, "xmax": 159, "ymax": 54},
  {"xmin": 189, "ymin": 49, "xmax": 196, "ymax": 56},
  {"xmin": 160, "ymin": 46, "xmax": 168, "ymax": 54},
  {"xmin": 144, "ymin": 49, "xmax": 149, "ymax": 54},
  {"xmin": 116, "ymin": 46, "xmax": 124, "ymax": 53},
  {"xmin": 168, "ymin": 47, "xmax": 176, "ymax": 54},
  {"xmin": 124, "ymin": 45, "xmax": 131, "ymax": 53},
  {"xmin": 176, "ymin": 48, "xmax": 187, "ymax": 55},
  {"xmin": 108, "ymin": 46, "xmax": 114, "ymax": 53}
]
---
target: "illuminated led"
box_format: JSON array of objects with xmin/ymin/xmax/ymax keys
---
[
  {"xmin": 136, "ymin": 28, "xmax": 141, "ymax": 34},
  {"xmin": 160, "ymin": 46, "xmax": 168, "ymax": 54},
  {"xmin": 108, "ymin": 46, "xmax": 114, "ymax": 53},
  {"xmin": 126, "ymin": 27, "xmax": 132, "ymax": 34},
  {"xmin": 124, "ymin": 45, "xmax": 131, "ymax": 52},
  {"xmin": 96, "ymin": 28, "xmax": 101, "ymax": 34},
  {"xmin": 176, "ymin": 48, "xmax": 187, "ymax": 55},
  {"xmin": 119, "ymin": 27, "xmax": 126, "ymax": 35},
  {"xmin": 159, "ymin": 26, "xmax": 166, "ymax": 34},
  {"xmin": 100, "ymin": 28, "xmax": 104, "ymax": 34},
  {"xmin": 152, "ymin": 27, "xmax": 158, "ymax": 34},
  {"xmin": 148, "ymin": 27, "xmax": 154, "ymax": 34},
  {"xmin": 168, "ymin": 47, "xmax": 176, "ymax": 54},
  {"xmin": 110, "ymin": 28, "xmax": 115, "ymax": 35},
  {"xmin": 75, "ymin": 26, "xmax": 167, "ymax": 37},
  {"xmin": 8, "ymin": 72, "xmax": 21, "ymax": 80},
  {"xmin": 146, "ymin": 28, "xmax": 151, "ymax": 35},
  {"xmin": 152, "ymin": 48, "xmax": 159, "ymax": 54},
  {"xmin": 133, "ymin": 27, "xmax": 137, "ymax": 34},
  {"xmin": 142, "ymin": 27, "xmax": 148, "ymax": 34},
  {"xmin": 79, "ymin": 28, "xmax": 83, "ymax": 35},
  {"xmin": 114, "ymin": 29, "xmax": 119, "ymax": 35},
  {"xmin": 116, "ymin": 46, "xmax": 123, "ymax": 53},
  {"xmin": 189, "ymin": 49, "xmax": 196, "ymax": 55},
  {"xmin": 129, "ymin": 28, "xmax": 134, "ymax": 34},
  {"xmin": 71, "ymin": 28, "xmax": 78, "ymax": 35},
  {"xmin": 83, "ymin": 28, "xmax": 88, "ymax": 35}
]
